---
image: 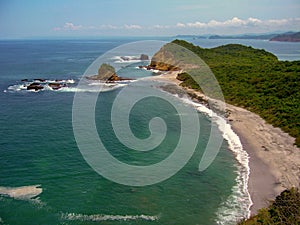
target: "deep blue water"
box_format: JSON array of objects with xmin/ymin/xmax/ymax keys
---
[{"xmin": 0, "ymin": 38, "xmax": 299, "ymax": 225}]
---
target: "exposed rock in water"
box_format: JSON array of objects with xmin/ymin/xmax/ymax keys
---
[
  {"xmin": 21, "ymin": 79, "xmax": 28, "ymax": 82},
  {"xmin": 48, "ymin": 83, "xmax": 66, "ymax": 90},
  {"xmin": 140, "ymin": 54, "xmax": 149, "ymax": 60},
  {"xmin": 86, "ymin": 63, "xmax": 133, "ymax": 82},
  {"xmin": 87, "ymin": 63, "xmax": 117, "ymax": 81},
  {"xmin": 27, "ymin": 82, "xmax": 44, "ymax": 91}
]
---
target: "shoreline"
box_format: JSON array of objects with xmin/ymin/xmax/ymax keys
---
[{"xmin": 144, "ymin": 71, "xmax": 300, "ymax": 216}]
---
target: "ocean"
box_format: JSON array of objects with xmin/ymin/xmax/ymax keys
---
[{"xmin": 0, "ymin": 37, "xmax": 299, "ymax": 225}]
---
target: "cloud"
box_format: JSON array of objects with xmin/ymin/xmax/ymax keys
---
[
  {"xmin": 124, "ymin": 24, "xmax": 142, "ymax": 29},
  {"xmin": 99, "ymin": 24, "xmax": 118, "ymax": 29},
  {"xmin": 52, "ymin": 17, "xmax": 300, "ymax": 35},
  {"xmin": 173, "ymin": 17, "xmax": 300, "ymax": 30},
  {"xmin": 53, "ymin": 22, "xmax": 119, "ymax": 31},
  {"xmin": 176, "ymin": 23, "xmax": 186, "ymax": 28},
  {"xmin": 153, "ymin": 24, "xmax": 170, "ymax": 29},
  {"xmin": 63, "ymin": 22, "xmax": 83, "ymax": 30}
]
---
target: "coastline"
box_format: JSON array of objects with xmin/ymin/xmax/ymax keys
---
[{"xmin": 144, "ymin": 71, "xmax": 300, "ymax": 216}]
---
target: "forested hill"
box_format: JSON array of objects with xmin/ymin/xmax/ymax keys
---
[{"xmin": 171, "ymin": 40, "xmax": 300, "ymax": 146}]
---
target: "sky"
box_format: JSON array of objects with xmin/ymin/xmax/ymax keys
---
[{"xmin": 0, "ymin": 0, "xmax": 300, "ymax": 38}]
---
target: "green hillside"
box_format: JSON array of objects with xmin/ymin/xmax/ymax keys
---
[{"xmin": 171, "ymin": 40, "xmax": 300, "ymax": 146}]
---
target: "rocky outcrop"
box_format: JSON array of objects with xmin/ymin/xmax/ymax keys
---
[
  {"xmin": 27, "ymin": 83, "xmax": 44, "ymax": 91},
  {"xmin": 48, "ymin": 83, "xmax": 66, "ymax": 90},
  {"xmin": 87, "ymin": 63, "xmax": 133, "ymax": 82},
  {"xmin": 148, "ymin": 46, "xmax": 180, "ymax": 71},
  {"xmin": 140, "ymin": 54, "xmax": 149, "ymax": 60}
]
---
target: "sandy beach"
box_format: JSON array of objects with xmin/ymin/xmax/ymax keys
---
[{"xmin": 146, "ymin": 71, "xmax": 300, "ymax": 215}]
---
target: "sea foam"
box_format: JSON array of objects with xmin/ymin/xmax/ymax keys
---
[
  {"xmin": 169, "ymin": 95, "xmax": 252, "ymax": 224},
  {"xmin": 5, "ymin": 79, "xmax": 132, "ymax": 93},
  {"xmin": 0, "ymin": 185, "xmax": 42, "ymax": 201},
  {"xmin": 61, "ymin": 213, "xmax": 159, "ymax": 222}
]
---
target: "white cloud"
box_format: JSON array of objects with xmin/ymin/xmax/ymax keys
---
[
  {"xmin": 124, "ymin": 24, "xmax": 142, "ymax": 29},
  {"xmin": 154, "ymin": 24, "xmax": 170, "ymax": 29},
  {"xmin": 63, "ymin": 22, "xmax": 83, "ymax": 30},
  {"xmin": 186, "ymin": 21, "xmax": 206, "ymax": 28},
  {"xmin": 99, "ymin": 24, "xmax": 118, "ymax": 29},
  {"xmin": 52, "ymin": 17, "xmax": 300, "ymax": 35},
  {"xmin": 176, "ymin": 23, "xmax": 186, "ymax": 28},
  {"xmin": 174, "ymin": 17, "xmax": 300, "ymax": 29}
]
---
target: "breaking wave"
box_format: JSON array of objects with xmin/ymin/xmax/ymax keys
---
[
  {"xmin": 4, "ymin": 79, "xmax": 135, "ymax": 93},
  {"xmin": 165, "ymin": 93, "xmax": 252, "ymax": 224},
  {"xmin": 61, "ymin": 212, "xmax": 159, "ymax": 222}
]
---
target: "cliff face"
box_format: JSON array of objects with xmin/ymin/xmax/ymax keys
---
[
  {"xmin": 270, "ymin": 32, "xmax": 300, "ymax": 42},
  {"xmin": 149, "ymin": 46, "xmax": 180, "ymax": 71},
  {"xmin": 148, "ymin": 42, "xmax": 203, "ymax": 72}
]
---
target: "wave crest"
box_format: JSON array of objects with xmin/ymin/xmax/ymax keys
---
[{"xmin": 61, "ymin": 213, "xmax": 159, "ymax": 222}]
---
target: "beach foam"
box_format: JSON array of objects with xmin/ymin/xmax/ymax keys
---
[
  {"xmin": 166, "ymin": 94, "xmax": 252, "ymax": 224},
  {"xmin": 61, "ymin": 213, "xmax": 159, "ymax": 222},
  {"xmin": 0, "ymin": 185, "xmax": 42, "ymax": 201}
]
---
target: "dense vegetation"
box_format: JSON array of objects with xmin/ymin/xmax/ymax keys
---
[
  {"xmin": 238, "ymin": 188, "xmax": 300, "ymax": 225},
  {"xmin": 172, "ymin": 40, "xmax": 300, "ymax": 146}
]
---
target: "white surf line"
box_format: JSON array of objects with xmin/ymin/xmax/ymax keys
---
[
  {"xmin": 0, "ymin": 185, "xmax": 42, "ymax": 200},
  {"xmin": 153, "ymin": 86, "xmax": 252, "ymax": 224},
  {"xmin": 61, "ymin": 213, "xmax": 159, "ymax": 222},
  {"xmin": 176, "ymin": 96, "xmax": 252, "ymax": 223}
]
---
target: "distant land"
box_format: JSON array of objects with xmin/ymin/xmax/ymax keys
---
[
  {"xmin": 175, "ymin": 31, "xmax": 300, "ymax": 42},
  {"xmin": 270, "ymin": 31, "xmax": 300, "ymax": 42}
]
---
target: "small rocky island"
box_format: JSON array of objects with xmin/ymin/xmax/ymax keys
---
[{"xmin": 86, "ymin": 63, "xmax": 133, "ymax": 82}]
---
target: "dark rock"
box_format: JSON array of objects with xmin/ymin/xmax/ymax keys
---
[
  {"xmin": 120, "ymin": 56, "xmax": 131, "ymax": 61},
  {"xmin": 49, "ymin": 83, "xmax": 64, "ymax": 90},
  {"xmin": 87, "ymin": 63, "xmax": 134, "ymax": 82},
  {"xmin": 21, "ymin": 79, "xmax": 28, "ymax": 82},
  {"xmin": 27, "ymin": 83, "xmax": 44, "ymax": 91},
  {"xmin": 140, "ymin": 54, "xmax": 149, "ymax": 60}
]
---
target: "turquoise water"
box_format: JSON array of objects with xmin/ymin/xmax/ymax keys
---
[{"xmin": 0, "ymin": 38, "xmax": 299, "ymax": 225}]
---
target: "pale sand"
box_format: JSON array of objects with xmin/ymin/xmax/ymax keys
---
[{"xmin": 145, "ymin": 71, "xmax": 300, "ymax": 215}]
